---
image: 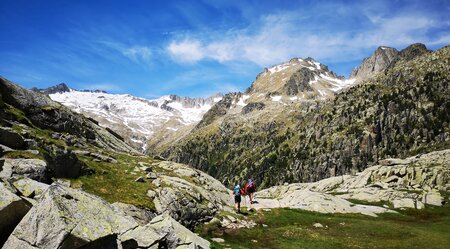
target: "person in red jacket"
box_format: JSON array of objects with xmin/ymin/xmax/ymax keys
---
[{"xmin": 245, "ymin": 177, "xmax": 257, "ymax": 204}]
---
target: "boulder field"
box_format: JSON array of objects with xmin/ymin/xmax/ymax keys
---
[{"xmin": 253, "ymin": 149, "xmax": 449, "ymax": 215}]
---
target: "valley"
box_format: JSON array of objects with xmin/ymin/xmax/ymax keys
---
[{"xmin": 0, "ymin": 43, "xmax": 449, "ymax": 249}]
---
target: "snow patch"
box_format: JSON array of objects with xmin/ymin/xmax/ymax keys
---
[
  {"xmin": 309, "ymin": 75, "xmax": 319, "ymax": 85},
  {"xmin": 268, "ymin": 63, "xmax": 290, "ymax": 74},
  {"xmin": 130, "ymin": 138, "xmax": 144, "ymax": 144},
  {"xmin": 318, "ymin": 90, "xmax": 327, "ymax": 97},
  {"xmin": 319, "ymin": 74, "xmax": 356, "ymax": 91},
  {"xmin": 236, "ymin": 95, "xmax": 250, "ymax": 107},
  {"xmin": 271, "ymin": 95, "xmax": 282, "ymax": 102}
]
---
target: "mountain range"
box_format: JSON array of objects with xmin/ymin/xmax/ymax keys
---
[
  {"xmin": 33, "ymin": 43, "xmax": 449, "ymax": 189},
  {"xmin": 33, "ymin": 85, "xmax": 222, "ymax": 151},
  {"xmin": 159, "ymin": 43, "xmax": 449, "ymax": 188}
]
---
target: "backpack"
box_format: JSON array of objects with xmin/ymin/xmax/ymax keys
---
[
  {"xmin": 234, "ymin": 186, "xmax": 241, "ymax": 196},
  {"xmin": 247, "ymin": 179, "xmax": 254, "ymax": 189}
]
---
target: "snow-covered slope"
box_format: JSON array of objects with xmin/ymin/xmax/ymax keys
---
[
  {"xmin": 248, "ymin": 57, "xmax": 356, "ymax": 101},
  {"xmin": 47, "ymin": 86, "xmax": 221, "ymax": 151}
]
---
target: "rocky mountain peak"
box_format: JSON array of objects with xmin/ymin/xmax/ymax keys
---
[
  {"xmin": 163, "ymin": 93, "xmax": 223, "ymax": 109},
  {"xmin": 398, "ymin": 43, "xmax": 431, "ymax": 61},
  {"xmin": 248, "ymin": 57, "xmax": 352, "ymax": 98},
  {"xmin": 32, "ymin": 83, "xmax": 71, "ymax": 95},
  {"xmin": 350, "ymin": 46, "xmax": 399, "ymax": 81},
  {"xmin": 33, "ymin": 83, "xmax": 110, "ymax": 95}
]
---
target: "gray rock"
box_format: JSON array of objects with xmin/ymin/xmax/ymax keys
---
[
  {"xmin": 135, "ymin": 176, "xmax": 145, "ymax": 182},
  {"xmin": 3, "ymin": 184, "xmax": 138, "ymax": 249},
  {"xmin": 313, "ymin": 223, "xmax": 324, "ymax": 228},
  {"xmin": 12, "ymin": 177, "xmax": 50, "ymax": 198},
  {"xmin": 0, "ymin": 182, "xmax": 31, "ymax": 246},
  {"xmin": 120, "ymin": 223, "xmax": 164, "ymax": 249},
  {"xmin": 392, "ymin": 198, "xmax": 416, "ymax": 209},
  {"xmin": 148, "ymin": 214, "xmax": 210, "ymax": 249},
  {"xmin": 0, "ymin": 158, "xmax": 47, "ymax": 182},
  {"xmin": 46, "ymin": 146, "xmax": 82, "ymax": 178},
  {"xmin": 0, "ymin": 127, "xmax": 26, "ymax": 150},
  {"xmin": 147, "ymin": 189, "xmax": 157, "ymax": 199},
  {"xmin": 422, "ymin": 192, "xmax": 443, "ymax": 206},
  {"xmin": 211, "ymin": 238, "xmax": 225, "ymax": 243},
  {"xmin": 146, "ymin": 172, "xmax": 158, "ymax": 179},
  {"xmin": 113, "ymin": 202, "xmax": 156, "ymax": 226}
]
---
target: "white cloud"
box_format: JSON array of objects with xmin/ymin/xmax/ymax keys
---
[
  {"xmin": 166, "ymin": 10, "xmax": 449, "ymax": 67},
  {"xmin": 123, "ymin": 46, "xmax": 152, "ymax": 63},
  {"xmin": 167, "ymin": 39, "xmax": 205, "ymax": 63}
]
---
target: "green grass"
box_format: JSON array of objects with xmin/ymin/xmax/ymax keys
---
[
  {"xmin": 75, "ymin": 153, "xmax": 157, "ymax": 210},
  {"xmin": 2, "ymin": 150, "xmax": 44, "ymax": 160},
  {"xmin": 198, "ymin": 204, "xmax": 450, "ymax": 249}
]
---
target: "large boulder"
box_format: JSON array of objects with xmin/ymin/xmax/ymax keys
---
[
  {"xmin": 112, "ymin": 202, "xmax": 156, "ymax": 226},
  {"xmin": 120, "ymin": 214, "xmax": 211, "ymax": 249},
  {"xmin": 2, "ymin": 184, "xmax": 138, "ymax": 249},
  {"xmin": 0, "ymin": 158, "xmax": 47, "ymax": 182},
  {"xmin": 0, "ymin": 182, "xmax": 30, "ymax": 246},
  {"xmin": 46, "ymin": 146, "xmax": 83, "ymax": 178},
  {"xmin": 148, "ymin": 214, "xmax": 210, "ymax": 249},
  {"xmin": 254, "ymin": 189, "xmax": 393, "ymax": 217},
  {"xmin": 152, "ymin": 161, "xmax": 232, "ymax": 229},
  {"xmin": 12, "ymin": 177, "xmax": 50, "ymax": 198},
  {"xmin": 0, "ymin": 127, "xmax": 25, "ymax": 150}
]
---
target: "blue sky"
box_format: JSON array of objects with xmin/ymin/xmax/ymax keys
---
[{"xmin": 1, "ymin": 0, "xmax": 449, "ymax": 98}]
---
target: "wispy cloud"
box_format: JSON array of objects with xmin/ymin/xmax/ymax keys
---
[
  {"xmin": 122, "ymin": 46, "xmax": 152, "ymax": 63},
  {"xmin": 166, "ymin": 5, "xmax": 450, "ymax": 67},
  {"xmin": 167, "ymin": 39, "xmax": 204, "ymax": 63}
]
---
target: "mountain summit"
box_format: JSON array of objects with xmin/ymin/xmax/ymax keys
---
[{"xmin": 350, "ymin": 43, "xmax": 431, "ymax": 81}]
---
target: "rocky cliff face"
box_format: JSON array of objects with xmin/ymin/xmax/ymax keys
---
[
  {"xmin": 350, "ymin": 43, "xmax": 431, "ymax": 81},
  {"xmin": 350, "ymin": 46, "xmax": 399, "ymax": 81},
  {"xmin": 159, "ymin": 43, "xmax": 450, "ymax": 188}
]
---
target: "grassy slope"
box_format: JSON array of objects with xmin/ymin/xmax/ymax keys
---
[
  {"xmin": 73, "ymin": 153, "xmax": 158, "ymax": 210},
  {"xmin": 198, "ymin": 202, "xmax": 450, "ymax": 249}
]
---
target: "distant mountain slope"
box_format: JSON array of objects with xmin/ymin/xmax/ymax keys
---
[
  {"xmin": 36, "ymin": 85, "xmax": 222, "ymax": 151},
  {"xmin": 158, "ymin": 43, "xmax": 449, "ymax": 188}
]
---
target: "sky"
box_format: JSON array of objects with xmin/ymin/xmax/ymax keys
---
[{"xmin": 0, "ymin": 0, "xmax": 449, "ymax": 98}]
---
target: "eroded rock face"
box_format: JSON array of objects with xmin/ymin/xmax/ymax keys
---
[{"xmin": 0, "ymin": 182, "xmax": 30, "ymax": 246}]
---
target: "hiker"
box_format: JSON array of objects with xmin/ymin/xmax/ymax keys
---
[
  {"xmin": 246, "ymin": 177, "xmax": 257, "ymax": 204},
  {"xmin": 232, "ymin": 182, "xmax": 244, "ymax": 213}
]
